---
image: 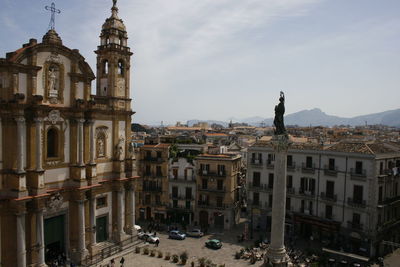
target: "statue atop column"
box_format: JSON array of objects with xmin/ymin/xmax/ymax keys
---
[
  {"xmin": 113, "ymin": 0, "xmax": 117, "ymax": 8},
  {"xmin": 273, "ymin": 91, "xmax": 286, "ymax": 135}
]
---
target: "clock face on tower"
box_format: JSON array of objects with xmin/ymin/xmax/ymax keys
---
[{"xmin": 117, "ymin": 77, "xmax": 125, "ymax": 97}]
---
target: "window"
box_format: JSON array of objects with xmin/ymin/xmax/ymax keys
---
[
  {"xmin": 326, "ymin": 181, "xmax": 335, "ymax": 197},
  {"xmin": 380, "ymin": 162, "xmax": 384, "ymax": 175},
  {"xmin": 287, "ymin": 155, "xmax": 293, "ymax": 167},
  {"xmin": 146, "ymin": 151, "xmax": 151, "ymax": 158},
  {"xmin": 300, "ymin": 177, "xmax": 316, "ymax": 194},
  {"xmin": 286, "ymin": 197, "xmax": 291, "ymax": 210},
  {"xmin": 217, "ymin": 180, "xmax": 223, "ymax": 191},
  {"xmin": 353, "ymin": 185, "xmax": 363, "ymax": 203},
  {"xmin": 157, "ymin": 151, "xmax": 162, "ymax": 158},
  {"xmin": 118, "ymin": 60, "xmax": 124, "ymax": 75},
  {"xmin": 155, "ymin": 195, "xmax": 161, "ymax": 205},
  {"xmin": 328, "ymin": 158, "xmax": 335, "ymax": 170},
  {"xmin": 216, "ymin": 197, "xmax": 223, "ymax": 207},
  {"xmin": 185, "ymin": 201, "xmax": 191, "ymax": 209},
  {"xmin": 173, "ymin": 199, "xmax": 178, "ymax": 208},
  {"xmin": 145, "ymin": 165, "xmax": 151, "ymax": 176},
  {"xmin": 352, "ymin": 213, "xmax": 361, "ymax": 225},
  {"xmin": 185, "ymin": 187, "xmax": 192, "ymax": 199},
  {"xmin": 306, "ymin": 156, "xmax": 313, "ymax": 168},
  {"xmin": 47, "ymin": 128, "xmax": 59, "ymax": 158},
  {"xmin": 287, "ymin": 175, "xmax": 293, "ymax": 188},
  {"xmin": 267, "ymin": 153, "xmax": 274, "ymax": 164},
  {"xmin": 184, "ymin": 169, "xmax": 188, "ymax": 180},
  {"xmin": 218, "ymin": 165, "xmax": 226, "ymax": 175},
  {"xmin": 325, "ymin": 205, "xmax": 333, "ymax": 219},
  {"xmin": 96, "ymin": 196, "xmax": 107, "ymax": 209},
  {"xmin": 172, "ymin": 168, "xmax": 178, "ymax": 179},
  {"xmin": 102, "ymin": 60, "xmax": 109, "ymax": 75},
  {"xmin": 202, "ymin": 179, "xmax": 208, "ymax": 189},
  {"xmin": 156, "ymin": 166, "xmax": 162, "ymax": 176},
  {"xmin": 268, "ymin": 173, "xmax": 274, "ymax": 188},
  {"xmin": 379, "ymin": 186, "xmax": 383, "ymax": 202},
  {"xmin": 253, "ymin": 192, "xmax": 260, "ymax": 206},
  {"xmin": 145, "ymin": 194, "xmax": 151, "ymax": 205},
  {"xmin": 268, "ymin": 194, "xmax": 273, "ymax": 208},
  {"xmin": 253, "ymin": 172, "xmax": 261, "ymax": 187},
  {"xmin": 172, "ymin": 186, "xmax": 178, "ymax": 198},
  {"xmin": 355, "ymin": 161, "xmax": 363, "ymax": 174}
]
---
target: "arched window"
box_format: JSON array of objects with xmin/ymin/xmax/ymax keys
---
[
  {"xmin": 47, "ymin": 128, "xmax": 59, "ymax": 158},
  {"xmin": 106, "ymin": 37, "xmax": 110, "ymax": 45},
  {"xmin": 118, "ymin": 60, "xmax": 124, "ymax": 75},
  {"xmin": 102, "ymin": 60, "xmax": 109, "ymax": 75},
  {"xmin": 119, "ymin": 37, "xmax": 123, "ymax": 46}
]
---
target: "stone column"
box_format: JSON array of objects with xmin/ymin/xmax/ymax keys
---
[
  {"xmin": 116, "ymin": 189, "xmax": 125, "ymax": 241},
  {"xmin": 77, "ymin": 119, "xmax": 85, "ymax": 166},
  {"xmin": 15, "ymin": 117, "xmax": 26, "ymax": 174},
  {"xmin": 88, "ymin": 120, "xmax": 95, "ymax": 165},
  {"xmin": 16, "ymin": 212, "xmax": 26, "ymax": 267},
  {"xmin": 34, "ymin": 118, "xmax": 43, "ymax": 171},
  {"xmin": 126, "ymin": 186, "xmax": 136, "ymax": 234},
  {"xmin": 36, "ymin": 209, "xmax": 46, "ymax": 266},
  {"xmin": 90, "ymin": 198, "xmax": 96, "ymax": 245},
  {"xmin": 265, "ymin": 135, "xmax": 291, "ymax": 266},
  {"xmin": 77, "ymin": 200, "xmax": 88, "ymax": 254}
]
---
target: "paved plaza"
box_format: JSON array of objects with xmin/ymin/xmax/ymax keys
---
[{"xmin": 97, "ymin": 224, "xmax": 264, "ymax": 267}]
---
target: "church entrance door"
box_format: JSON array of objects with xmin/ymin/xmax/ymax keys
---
[
  {"xmin": 44, "ymin": 215, "xmax": 65, "ymax": 263},
  {"xmin": 96, "ymin": 215, "xmax": 108, "ymax": 242}
]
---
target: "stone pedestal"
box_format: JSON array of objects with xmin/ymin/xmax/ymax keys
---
[{"xmin": 265, "ymin": 134, "xmax": 291, "ymax": 267}]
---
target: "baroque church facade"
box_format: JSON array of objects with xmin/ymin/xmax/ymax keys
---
[{"xmin": 0, "ymin": 2, "xmax": 137, "ymax": 266}]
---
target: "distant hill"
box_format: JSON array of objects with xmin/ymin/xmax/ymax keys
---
[
  {"xmin": 186, "ymin": 109, "xmax": 400, "ymax": 128},
  {"xmin": 256, "ymin": 108, "xmax": 400, "ymax": 127}
]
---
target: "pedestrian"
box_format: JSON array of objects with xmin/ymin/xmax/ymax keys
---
[
  {"xmin": 154, "ymin": 231, "xmax": 157, "ymax": 236},
  {"xmin": 110, "ymin": 258, "xmax": 115, "ymax": 267},
  {"xmin": 120, "ymin": 257, "xmax": 125, "ymax": 267},
  {"xmin": 155, "ymin": 239, "xmax": 159, "ymax": 247}
]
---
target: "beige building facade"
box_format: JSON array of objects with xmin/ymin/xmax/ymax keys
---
[{"xmin": 0, "ymin": 2, "xmax": 137, "ymax": 266}]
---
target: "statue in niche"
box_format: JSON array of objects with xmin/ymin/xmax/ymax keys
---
[
  {"xmin": 273, "ymin": 91, "xmax": 286, "ymax": 135},
  {"xmin": 48, "ymin": 66, "xmax": 59, "ymax": 98},
  {"xmin": 97, "ymin": 137, "xmax": 105, "ymax": 157},
  {"xmin": 115, "ymin": 137, "xmax": 124, "ymax": 160}
]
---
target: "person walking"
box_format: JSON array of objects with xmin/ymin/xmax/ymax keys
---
[
  {"xmin": 120, "ymin": 257, "xmax": 125, "ymax": 267},
  {"xmin": 110, "ymin": 258, "xmax": 115, "ymax": 267},
  {"xmin": 155, "ymin": 239, "xmax": 160, "ymax": 247}
]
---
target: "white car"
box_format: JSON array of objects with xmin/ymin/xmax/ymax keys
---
[
  {"xmin": 138, "ymin": 232, "xmax": 159, "ymax": 243},
  {"xmin": 186, "ymin": 229, "xmax": 204, "ymax": 237}
]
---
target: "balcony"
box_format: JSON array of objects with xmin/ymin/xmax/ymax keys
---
[
  {"xmin": 169, "ymin": 176, "xmax": 196, "ymax": 183},
  {"xmin": 168, "ymin": 203, "xmax": 193, "ymax": 211},
  {"xmin": 143, "ymin": 187, "xmax": 162, "ymax": 192},
  {"xmin": 198, "ymin": 187, "xmax": 226, "ymax": 193},
  {"xmin": 299, "ymin": 189, "xmax": 316, "ymax": 197},
  {"xmin": 300, "ymin": 208, "xmax": 314, "ymax": 216},
  {"xmin": 302, "ymin": 163, "xmax": 316, "ymax": 174},
  {"xmin": 266, "ymin": 161, "xmax": 274, "ymax": 169},
  {"xmin": 378, "ymin": 195, "xmax": 400, "ymax": 206},
  {"xmin": 142, "ymin": 156, "xmax": 165, "ymax": 163},
  {"xmin": 287, "ymin": 162, "xmax": 296, "ymax": 171},
  {"xmin": 249, "ymin": 159, "xmax": 263, "ymax": 168},
  {"xmin": 347, "ymin": 221, "xmax": 363, "ymax": 230},
  {"xmin": 350, "ymin": 168, "xmax": 367, "ymax": 180},
  {"xmin": 247, "ymin": 183, "xmax": 273, "ymax": 193},
  {"xmin": 320, "ymin": 192, "xmax": 337, "ymax": 202},
  {"xmin": 198, "ymin": 170, "xmax": 227, "ymax": 177},
  {"xmin": 324, "ymin": 165, "xmax": 338, "ymax": 177},
  {"xmin": 347, "ymin": 197, "xmax": 366, "ymax": 208},
  {"xmin": 286, "ymin": 187, "xmax": 296, "ymax": 195},
  {"xmin": 142, "ymin": 172, "xmax": 164, "ymax": 178}
]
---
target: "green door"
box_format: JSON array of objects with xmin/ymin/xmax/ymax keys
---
[
  {"xmin": 96, "ymin": 216, "xmax": 108, "ymax": 242},
  {"xmin": 44, "ymin": 215, "xmax": 65, "ymax": 262}
]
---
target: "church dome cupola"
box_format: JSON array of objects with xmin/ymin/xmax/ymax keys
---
[
  {"xmin": 42, "ymin": 29, "xmax": 63, "ymax": 46},
  {"xmin": 100, "ymin": 0, "xmax": 128, "ymax": 48}
]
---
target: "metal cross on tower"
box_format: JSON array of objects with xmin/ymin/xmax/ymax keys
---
[{"xmin": 45, "ymin": 2, "xmax": 61, "ymax": 30}]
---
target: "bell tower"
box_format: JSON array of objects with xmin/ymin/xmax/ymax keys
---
[{"xmin": 95, "ymin": 0, "xmax": 132, "ymax": 99}]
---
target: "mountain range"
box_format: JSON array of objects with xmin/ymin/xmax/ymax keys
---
[{"xmin": 187, "ymin": 108, "xmax": 400, "ymax": 127}]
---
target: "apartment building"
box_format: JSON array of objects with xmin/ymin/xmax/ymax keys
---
[
  {"xmin": 247, "ymin": 140, "xmax": 400, "ymax": 257},
  {"xmin": 195, "ymin": 153, "xmax": 242, "ymax": 230},
  {"xmin": 136, "ymin": 143, "xmax": 170, "ymax": 222}
]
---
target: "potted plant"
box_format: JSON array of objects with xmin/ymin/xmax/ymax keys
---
[
  {"xmin": 191, "ymin": 261, "xmax": 195, "ymax": 267},
  {"xmin": 198, "ymin": 257, "xmax": 206, "ymax": 267},
  {"xmin": 172, "ymin": 254, "xmax": 179, "ymax": 263},
  {"xmin": 180, "ymin": 251, "xmax": 188, "ymax": 265},
  {"xmin": 235, "ymin": 251, "xmax": 241, "ymax": 259},
  {"xmin": 158, "ymin": 250, "xmax": 163, "ymax": 258},
  {"xmin": 165, "ymin": 252, "xmax": 171, "ymax": 260},
  {"xmin": 135, "ymin": 246, "xmax": 141, "ymax": 253},
  {"xmin": 143, "ymin": 246, "xmax": 149, "ymax": 255},
  {"xmin": 205, "ymin": 259, "xmax": 212, "ymax": 267},
  {"xmin": 150, "ymin": 249, "xmax": 156, "ymax": 257}
]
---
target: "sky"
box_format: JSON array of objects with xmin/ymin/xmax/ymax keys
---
[{"xmin": 1, "ymin": 0, "xmax": 400, "ymax": 125}]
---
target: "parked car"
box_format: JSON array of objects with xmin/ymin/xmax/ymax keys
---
[
  {"xmin": 169, "ymin": 230, "xmax": 186, "ymax": 240},
  {"xmin": 186, "ymin": 229, "xmax": 204, "ymax": 237},
  {"xmin": 205, "ymin": 239, "xmax": 222, "ymax": 249},
  {"xmin": 138, "ymin": 233, "xmax": 159, "ymax": 243}
]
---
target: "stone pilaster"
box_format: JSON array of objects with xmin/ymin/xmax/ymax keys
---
[
  {"xmin": 89, "ymin": 197, "xmax": 97, "ymax": 246},
  {"xmin": 16, "ymin": 212, "xmax": 26, "ymax": 267},
  {"xmin": 125, "ymin": 185, "xmax": 136, "ymax": 235},
  {"xmin": 86, "ymin": 120, "xmax": 97, "ymax": 184},
  {"xmin": 16, "ymin": 116, "xmax": 26, "ymax": 174},
  {"xmin": 29, "ymin": 118, "xmax": 45, "ymax": 195},
  {"xmin": 36, "ymin": 209, "xmax": 47, "ymax": 267},
  {"xmin": 77, "ymin": 119, "xmax": 85, "ymax": 167},
  {"xmin": 71, "ymin": 200, "xmax": 88, "ymax": 263},
  {"xmin": 114, "ymin": 188, "xmax": 127, "ymax": 242},
  {"xmin": 71, "ymin": 119, "xmax": 86, "ymax": 185},
  {"xmin": 265, "ymin": 134, "xmax": 291, "ymax": 267}
]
